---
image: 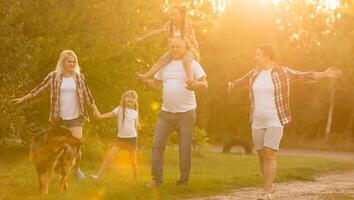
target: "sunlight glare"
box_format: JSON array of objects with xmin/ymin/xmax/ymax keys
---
[
  {"xmin": 259, "ymin": 0, "xmax": 341, "ymax": 11},
  {"xmin": 163, "ymin": 0, "xmax": 231, "ymax": 15}
]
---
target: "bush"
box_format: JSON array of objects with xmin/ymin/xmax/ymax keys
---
[{"xmin": 193, "ymin": 127, "xmax": 210, "ymax": 156}]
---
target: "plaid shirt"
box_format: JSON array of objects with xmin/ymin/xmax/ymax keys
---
[
  {"xmin": 232, "ymin": 64, "xmax": 316, "ymax": 125},
  {"xmin": 30, "ymin": 71, "xmax": 95, "ymax": 124},
  {"xmin": 162, "ymin": 19, "xmax": 200, "ymax": 61}
]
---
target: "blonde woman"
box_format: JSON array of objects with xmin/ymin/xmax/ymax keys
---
[
  {"xmin": 90, "ymin": 90, "xmax": 140, "ymax": 181},
  {"xmin": 11, "ymin": 50, "xmax": 100, "ymax": 180},
  {"xmin": 228, "ymin": 44, "xmax": 342, "ymax": 200}
]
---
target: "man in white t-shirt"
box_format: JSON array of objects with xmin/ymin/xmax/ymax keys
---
[{"xmin": 144, "ymin": 36, "xmax": 208, "ymax": 188}]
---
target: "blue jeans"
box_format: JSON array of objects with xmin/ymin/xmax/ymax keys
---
[{"xmin": 151, "ymin": 109, "xmax": 196, "ymax": 184}]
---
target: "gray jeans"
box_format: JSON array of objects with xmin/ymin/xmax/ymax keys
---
[{"xmin": 151, "ymin": 109, "xmax": 196, "ymax": 184}]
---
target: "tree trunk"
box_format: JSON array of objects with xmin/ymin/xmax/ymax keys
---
[
  {"xmin": 325, "ymin": 81, "xmax": 338, "ymax": 141},
  {"xmin": 347, "ymin": 92, "xmax": 354, "ymax": 138}
]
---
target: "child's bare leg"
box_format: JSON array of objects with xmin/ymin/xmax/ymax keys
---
[
  {"xmin": 129, "ymin": 150, "xmax": 138, "ymax": 181},
  {"xmin": 137, "ymin": 51, "xmax": 171, "ymax": 82},
  {"xmin": 92, "ymin": 146, "xmax": 119, "ymax": 179},
  {"xmin": 183, "ymin": 50, "xmax": 195, "ymax": 87},
  {"xmin": 138, "ymin": 62, "xmax": 164, "ymax": 79},
  {"xmin": 183, "ymin": 60, "xmax": 194, "ymax": 84}
]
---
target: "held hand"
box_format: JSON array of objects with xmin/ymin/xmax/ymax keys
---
[
  {"xmin": 324, "ymin": 68, "xmax": 343, "ymax": 78},
  {"xmin": 185, "ymin": 80, "xmax": 197, "ymax": 91},
  {"xmin": 136, "ymin": 72, "xmax": 148, "ymax": 84},
  {"xmin": 227, "ymin": 82, "xmax": 234, "ymax": 94},
  {"xmin": 213, "ymin": 21, "xmax": 220, "ymax": 29},
  {"xmin": 9, "ymin": 97, "xmax": 25, "ymax": 105},
  {"xmin": 93, "ymin": 109, "xmax": 101, "ymax": 120},
  {"xmin": 135, "ymin": 37, "xmax": 143, "ymax": 43}
]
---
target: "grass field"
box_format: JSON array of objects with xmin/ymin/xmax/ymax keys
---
[{"xmin": 1, "ymin": 148, "xmax": 353, "ymax": 200}]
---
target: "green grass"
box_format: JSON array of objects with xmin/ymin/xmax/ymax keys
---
[{"xmin": 1, "ymin": 149, "xmax": 354, "ymax": 200}]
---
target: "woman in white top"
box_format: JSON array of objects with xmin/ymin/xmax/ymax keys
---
[
  {"xmin": 228, "ymin": 44, "xmax": 342, "ymax": 200},
  {"xmin": 11, "ymin": 50, "xmax": 100, "ymax": 180},
  {"xmin": 90, "ymin": 90, "xmax": 140, "ymax": 181}
]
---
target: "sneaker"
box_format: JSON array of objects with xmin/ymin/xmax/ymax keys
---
[
  {"xmin": 89, "ymin": 174, "xmax": 99, "ymax": 180},
  {"xmin": 176, "ymin": 180, "xmax": 188, "ymax": 186},
  {"xmin": 146, "ymin": 180, "xmax": 161, "ymax": 189},
  {"xmin": 271, "ymin": 183, "xmax": 276, "ymax": 194},
  {"xmin": 257, "ymin": 192, "xmax": 272, "ymax": 200},
  {"xmin": 73, "ymin": 170, "xmax": 86, "ymax": 180}
]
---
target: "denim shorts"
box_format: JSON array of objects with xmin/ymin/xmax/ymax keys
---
[
  {"xmin": 114, "ymin": 137, "xmax": 137, "ymax": 150},
  {"xmin": 59, "ymin": 117, "xmax": 83, "ymax": 128}
]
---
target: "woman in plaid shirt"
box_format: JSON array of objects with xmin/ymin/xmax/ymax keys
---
[
  {"xmin": 228, "ymin": 44, "xmax": 342, "ymax": 200},
  {"xmin": 11, "ymin": 50, "xmax": 100, "ymax": 180}
]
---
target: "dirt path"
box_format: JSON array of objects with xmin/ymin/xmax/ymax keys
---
[
  {"xmin": 191, "ymin": 172, "xmax": 354, "ymax": 200},
  {"xmin": 192, "ymin": 148, "xmax": 354, "ymax": 200}
]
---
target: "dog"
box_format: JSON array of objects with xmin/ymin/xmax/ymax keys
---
[{"xmin": 30, "ymin": 125, "xmax": 81, "ymax": 196}]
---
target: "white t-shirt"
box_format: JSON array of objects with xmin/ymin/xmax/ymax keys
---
[
  {"xmin": 173, "ymin": 30, "xmax": 182, "ymax": 36},
  {"xmin": 113, "ymin": 107, "xmax": 138, "ymax": 138},
  {"xmin": 252, "ymin": 69, "xmax": 283, "ymax": 129},
  {"xmin": 59, "ymin": 77, "xmax": 80, "ymax": 120},
  {"xmin": 154, "ymin": 60, "xmax": 206, "ymax": 113}
]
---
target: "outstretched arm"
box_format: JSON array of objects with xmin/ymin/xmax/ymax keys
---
[
  {"xmin": 193, "ymin": 20, "xmax": 220, "ymax": 29},
  {"xmin": 135, "ymin": 28, "xmax": 165, "ymax": 43},
  {"xmin": 286, "ymin": 67, "xmax": 342, "ymax": 83},
  {"xmin": 10, "ymin": 72, "xmax": 53, "ymax": 104},
  {"xmin": 313, "ymin": 67, "xmax": 343, "ymax": 79},
  {"xmin": 228, "ymin": 69, "xmax": 255, "ymax": 93},
  {"xmin": 98, "ymin": 110, "xmax": 116, "ymax": 120},
  {"xmin": 10, "ymin": 93, "xmax": 34, "ymax": 105}
]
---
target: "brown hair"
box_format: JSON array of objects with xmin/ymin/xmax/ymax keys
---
[
  {"xmin": 257, "ymin": 44, "xmax": 276, "ymax": 61},
  {"xmin": 169, "ymin": 5, "xmax": 187, "ymax": 37}
]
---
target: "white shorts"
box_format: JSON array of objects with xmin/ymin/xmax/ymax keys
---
[{"xmin": 252, "ymin": 127, "xmax": 283, "ymax": 151}]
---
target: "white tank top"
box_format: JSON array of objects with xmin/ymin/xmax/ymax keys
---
[{"xmin": 59, "ymin": 77, "xmax": 80, "ymax": 120}]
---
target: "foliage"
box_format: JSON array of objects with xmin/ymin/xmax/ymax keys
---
[
  {"xmin": 0, "ymin": 0, "xmax": 353, "ymax": 150},
  {"xmin": 192, "ymin": 127, "xmax": 210, "ymax": 156}
]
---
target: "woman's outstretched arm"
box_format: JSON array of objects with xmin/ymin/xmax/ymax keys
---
[
  {"xmin": 228, "ymin": 69, "xmax": 256, "ymax": 93},
  {"xmin": 285, "ymin": 67, "xmax": 342, "ymax": 83},
  {"xmin": 10, "ymin": 72, "xmax": 53, "ymax": 104}
]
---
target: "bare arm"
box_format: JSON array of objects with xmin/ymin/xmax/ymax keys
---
[
  {"xmin": 90, "ymin": 104, "xmax": 101, "ymax": 119},
  {"xmin": 10, "ymin": 93, "xmax": 34, "ymax": 104},
  {"xmin": 79, "ymin": 73, "xmax": 100, "ymax": 118},
  {"xmin": 135, "ymin": 118, "xmax": 142, "ymax": 132},
  {"xmin": 136, "ymin": 28, "xmax": 165, "ymax": 42},
  {"xmin": 186, "ymin": 76, "xmax": 208, "ymax": 90},
  {"xmin": 98, "ymin": 110, "xmax": 116, "ymax": 119},
  {"xmin": 286, "ymin": 67, "xmax": 342, "ymax": 83},
  {"xmin": 313, "ymin": 67, "xmax": 343, "ymax": 79},
  {"xmin": 10, "ymin": 72, "xmax": 53, "ymax": 104},
  {"xmin": 228, "ymin": 69, "xmax": 255, "ymax": 93},
  {"xmin": 145, "ymin": 79, "xmax": 162, "ymax": 90},
  {"xmin": 193, "ymin": 20, "xmax": 220, "ymax": 29}
]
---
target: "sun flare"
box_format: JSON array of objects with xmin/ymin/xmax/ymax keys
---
[{"xmin": 259, "ymin": 0, "xmax": 341, "ymax": 11}]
